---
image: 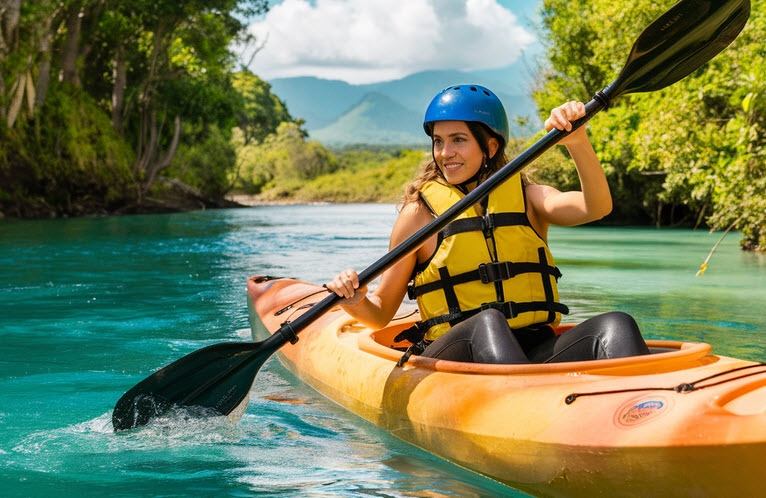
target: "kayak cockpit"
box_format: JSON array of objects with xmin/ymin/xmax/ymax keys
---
[{"xmin": 348, "ymin": 317, "xmax": 715, "ymax": 376}]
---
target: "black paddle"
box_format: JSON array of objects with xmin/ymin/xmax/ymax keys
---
[{"xmin": 112, "ymin": 0, "xmax": 751, "ymax": 431}]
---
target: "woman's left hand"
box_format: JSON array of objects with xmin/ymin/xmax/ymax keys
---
[{"xmin": 545, "ymin": 101, "xmax": 587, "ymax": 146}]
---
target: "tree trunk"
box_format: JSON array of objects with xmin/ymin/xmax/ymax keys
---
[
  {"xmin": 144, "ymin": 114, "xmax": 181, "ymax": 190},
  {"xmin": 0, "ymin": 0, "xmax": 22, "ymax": 119},
  {"xmin": 111, "ymin": 43, "xmax": 126, "ymax": 133},
  {"xmin": 656, "ymin": 201, "xmax": 663, "ymax": 229},
  {"xmin": 0, "ymin": 71, "xmax": 5, "ymax": 120},
  {"xmin": 6, "ymin": 72, "xmax": 24, "ymax": 127},
  {"xmin": 34, "ymin": 27, "xmax": 53, "ymax": 109},
  {"xmin": 24, "ymin": 68, "xmax": 34, "ymax": 114},
  {"xmin": 1, "ymin": 0, "xmax": 21, "ymax": 47},
  {"xmin": 693, "ymin": 200, "xmax": 708, "ymax": 230},
  {"xmin": 61, "ymin": 7, "xmax": 82, "ymax": 85}
]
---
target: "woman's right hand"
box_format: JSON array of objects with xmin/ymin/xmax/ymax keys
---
[
  {"xmin": 545, "ymin": 100, "xmax": 588, "ymax": 146},
  {"xmin": 326, "ymin": 269, "xmax": 368, "ymax": 306}
]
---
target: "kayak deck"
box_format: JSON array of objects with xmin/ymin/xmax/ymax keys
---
[{"xmin": 247, "ymin": 276, "xmax": 766, "ymax": 496}]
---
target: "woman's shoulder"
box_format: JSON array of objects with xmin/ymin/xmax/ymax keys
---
[
  {"xmin": 392, "ymin": 199, "xmax": 434, "ymax": 239},
  {"xmin": 398, "ymin": 198, "xmax": 434, "ymax": 223},
  {"xmin": 525, "ymin": 183, "xmax": 561, "ymax": 211}
]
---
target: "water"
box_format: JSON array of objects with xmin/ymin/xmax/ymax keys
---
[{"xmin": 1, "ymin": 204, "xmax": 764, "ymax": 497}]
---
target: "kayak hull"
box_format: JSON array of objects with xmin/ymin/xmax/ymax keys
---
[{"xmin": 247, "ymin": 276, "xmax": 766, "ymax": 496}]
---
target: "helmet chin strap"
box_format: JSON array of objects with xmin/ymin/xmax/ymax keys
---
[
  {"xmin": 455, "ymin": 157, "xmax": 489, "ymax": 195},
  {"xmin": 455, "ymin": 168, "xmax": 483, "ymax": 195}
]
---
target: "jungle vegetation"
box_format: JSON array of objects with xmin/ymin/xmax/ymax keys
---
[{"xmin": 0, "ymin": 0, "xmax": 762, "ymax": 251}]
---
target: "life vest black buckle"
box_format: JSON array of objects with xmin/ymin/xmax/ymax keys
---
[
  {"xmin": 480, "ymin": 301, "xmax": 517, "ymax": 319},
  {"xmin": 407, "ymin": 281, "xmax": 416, "ymax": 300},
  {"xmin": 478, "ymin": 261, "xmax": 512, "ymax": 284},
  {"xmin": 481, "ymin": 213, "xmax": 496, "ymax": 237}
]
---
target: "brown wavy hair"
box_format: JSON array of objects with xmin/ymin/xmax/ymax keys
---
[{"xmin": 401, "ymin": 122, "xmax": 511, "ymax": 208}]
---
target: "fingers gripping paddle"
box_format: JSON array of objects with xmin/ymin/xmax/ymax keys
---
[{"xmin": 112, "ymin": 0, "xmax": 750, "ymax": 431}]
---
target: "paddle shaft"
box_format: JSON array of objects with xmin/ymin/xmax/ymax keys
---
[{"xmin": 271, "ymin": 92, "xmax": 611, "ymax": 348}]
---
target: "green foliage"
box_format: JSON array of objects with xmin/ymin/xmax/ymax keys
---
[
  {"xmin": 233, "ymin": 122, "xmax": 338, "ymax": 195},
  {"xmin": 536, "ymin": 0, "xmax": 765, "ymax": 248},
  {"xmin": 293, "ymin": 150, "xmax": 425, "ymax": 203},
  {"xmin": 232, "ymin": 70, "xmax": 297, "ymax": 145},
  {"xmin": 232, "ymin": 123, "xmax": 426, "ymax": 202},
  {"xmin": 0, "ymin": 86, "xmax": 134, "ymax": 216},
  {"xmin": 0, "ymin": 0, "xmax": 275, "ymax": 216},
  {"xmin": 167, "ymin": 124, "xmax": 237, "ymax": 198}
]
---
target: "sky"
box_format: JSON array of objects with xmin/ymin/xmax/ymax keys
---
[{"xmin": 239, "ymin": 0, "xmax": 544, "ymax": 85}]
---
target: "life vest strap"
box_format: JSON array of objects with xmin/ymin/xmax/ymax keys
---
[
  {"xmin": 408, "ymin": 261, "xmax": 562, "ymax": 299},
  {"xmin": 418, "ymin": 300, "xmax": 570, "ymax": 332},
  {"xmin": 439, "ymin": 213, "xmax": 529, "ymax": 242}
]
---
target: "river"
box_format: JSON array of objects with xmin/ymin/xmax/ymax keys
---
[{"xmin": 1, "ymin": 204, "xmax": 764, "ymax": 497}]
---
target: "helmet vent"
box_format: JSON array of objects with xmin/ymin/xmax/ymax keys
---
[
  {"xmin": 483, "ymin": 90, "xmax": 490, "ymax": 96},
  {"xmin": 470, "ymin": 86, "xmax": 477, "ymax": 91}
]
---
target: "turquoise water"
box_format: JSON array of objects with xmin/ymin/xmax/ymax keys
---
[{"xmin": 1, "ymin": 204, "xmax": 764, "ymax": 497}]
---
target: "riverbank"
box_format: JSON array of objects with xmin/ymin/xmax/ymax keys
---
[
  {"xmin": 0, "ymin": 178, "xmax": 244, "ymax": 220},
  {"xmin": 225, "ymin": 194, "xmax": 319, "ymax": 207}
]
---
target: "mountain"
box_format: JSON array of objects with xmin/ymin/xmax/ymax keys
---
[
  {"xmin": 310, "ymin": 92, "xmax": 424, "ymax": 146},
  {"xmin": 267, "ymin": 68, "xmax": 540, "ymax": 146},
  {"xmin": 267, "ymin": 77, "xmax": 366, "ymax": 130}
]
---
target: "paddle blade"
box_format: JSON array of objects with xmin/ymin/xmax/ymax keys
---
[
  {"xmin": 608, "ymin": 0, "xmax": 750, "ymax": 98},
  {"xmin": 112, "ymin": 340, "xmax": 276, "ymax": 431}
]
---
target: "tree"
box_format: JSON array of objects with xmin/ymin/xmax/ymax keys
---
[
  {"xmin": 232, "ymin": 70, "xmax": 297, "ymax": 146},
  {"xmin": 234, "ymin": 122, "xmax": 337, "ymax": 195},
  {"xmin": 535, "ymin": 0, "xmax": 764, "ymax": 250},
  {"xmin": 0, "ymin": 0, "xmax": 272, "ymax": 217}
]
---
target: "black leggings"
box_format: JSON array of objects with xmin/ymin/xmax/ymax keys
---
[{"xmin": 421, "ymin": 309, "xmax": 650, "ymax": 364}]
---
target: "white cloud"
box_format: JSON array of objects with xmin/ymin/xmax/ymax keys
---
[{"xmin": 241, "ymin": 0, "xmax": 535, "ymax": 84}]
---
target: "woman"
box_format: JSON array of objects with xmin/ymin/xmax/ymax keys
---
[{"xmin": 327, "ymin": 84, "xmax": 649, "ymax": 364}]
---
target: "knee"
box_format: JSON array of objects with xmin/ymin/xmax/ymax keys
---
[
  {"xmin": 474, "ymin": 308, "xmax": 509, "ymax": 330},
  {"xmin": 594, "ymin": 311, "xmax": 649, "ymax": 357},
  {"xmin": 598, "ymin": 311, "xmax": 639, "ymax": 334}
]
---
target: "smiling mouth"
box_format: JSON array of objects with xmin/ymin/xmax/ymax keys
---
[{"xmin": 443, "ymin": 162, "xmax": 462, "ymax": 172}]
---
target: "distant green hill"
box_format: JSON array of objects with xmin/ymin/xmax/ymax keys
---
[
  {"xmin": 309, "ymin": 92, "xmax": 424, "ymax": 146},
  {"xmin": 269, "ymin": 69, "xmax": 540, "ymax": 146},
  {"xmin": 267, "ymin": 76, "xmax": 366, "ymax": 129}
]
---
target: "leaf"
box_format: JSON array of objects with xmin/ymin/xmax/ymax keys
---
[{"xmin": 742, "ymin": 92, "xmax": 755, "ymax": 113}]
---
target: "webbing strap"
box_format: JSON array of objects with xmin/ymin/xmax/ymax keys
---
[
  {"xmin": 408, "ymin": 261, "xmax": 562, "ymax": 299},
  {"xmin": 537, "ymin": 247, "xmax": 556, "ymax": 324},
  {"xmin": 439, "ymin": 212, "xmax": 529, "ymax": 241},
  {"xmin": 439, "ymin": 266, "xmax": 462, "ymax": 317},
  {"xmin": 419, "ymin": 300, "xmax": 570, "ymax": 332}
]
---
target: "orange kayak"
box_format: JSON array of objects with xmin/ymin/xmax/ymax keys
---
[{"xmin": 247, "ymin": 276, "xmax": 766, "ymax": 496}]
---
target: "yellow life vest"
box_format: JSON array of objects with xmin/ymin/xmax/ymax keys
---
[{"xmin": 409, "ymin": 175, "xmax": 568, "ymax": 341}]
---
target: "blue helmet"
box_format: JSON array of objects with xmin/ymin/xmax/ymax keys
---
[{"xmin": 423, "ymin": 85, "xmax": 509, "ymax": 144}]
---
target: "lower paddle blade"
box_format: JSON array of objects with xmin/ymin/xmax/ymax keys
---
[
  {"xmin": 610, "ymin": 0, "xmax": 750, "ymax": 97},
  {"xmin": 112, "ymin": 340, "xmax": 275, "ymax": 431}
]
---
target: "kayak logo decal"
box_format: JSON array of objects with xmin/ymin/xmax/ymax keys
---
[{"xmin": 615, "ymin": 396, "xmax": 671, "ymax": 427}]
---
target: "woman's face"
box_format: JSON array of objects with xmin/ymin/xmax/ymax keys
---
[{"xmin": 432, "ymin": 121, "xmax": 489, "ymax": 185}]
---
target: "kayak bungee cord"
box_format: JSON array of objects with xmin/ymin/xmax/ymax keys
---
[
  {"xmin": 564, "ymin": 362, "xmax": 766, "ymax": 404},
  {"xmin": 274, "ymin": 288, "xmax": 328, "ymax": 316}
]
